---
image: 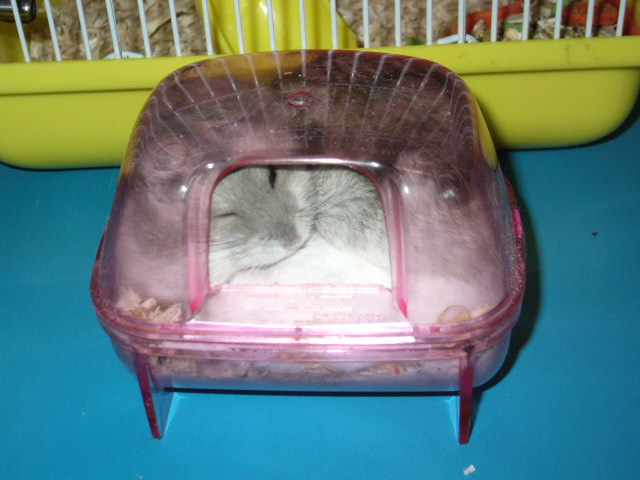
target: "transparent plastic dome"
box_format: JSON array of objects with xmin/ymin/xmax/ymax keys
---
[{"xmin": 91, "ymin": 50, "xmax": 525, "ymax": 443}]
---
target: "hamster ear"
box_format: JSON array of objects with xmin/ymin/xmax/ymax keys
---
[{"xmin": 268, "ymin": 166, "xmax": 277, "ymax": 188}]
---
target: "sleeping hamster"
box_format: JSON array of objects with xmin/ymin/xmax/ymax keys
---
[{"xmin": 208, "ymin": 165, "xmax": 391, "ymax": 286}]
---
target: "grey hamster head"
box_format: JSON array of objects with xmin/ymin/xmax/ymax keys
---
[{"xmin": 208, "ymin": 166, "xmax": 316, "ymax": 284}]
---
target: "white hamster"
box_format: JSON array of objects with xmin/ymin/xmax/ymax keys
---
[{"xmin": 208, "ymin": 165, "xmax": 391, "ymax": 286}]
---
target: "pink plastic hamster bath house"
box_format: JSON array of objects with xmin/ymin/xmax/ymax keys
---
[{"xmin": 90, "ymin": 50, "xmax": 525, "ymax": 444}]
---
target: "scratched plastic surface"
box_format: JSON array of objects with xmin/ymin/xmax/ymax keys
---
[{"xmin": 90, "ymin": 51, "xmax": 525, "ymax": 439}]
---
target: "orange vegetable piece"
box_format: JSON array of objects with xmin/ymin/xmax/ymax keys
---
[{"xmin": 565, "ymin": 1, "xmax": 618, "ymax": 27}]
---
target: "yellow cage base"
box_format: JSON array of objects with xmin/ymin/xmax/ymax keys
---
[{"xmin": 1, "ymin": 37, "xmax": 639, "ymax": 168}]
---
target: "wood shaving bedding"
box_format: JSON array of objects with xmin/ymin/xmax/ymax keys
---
[
  {"xmin": 116, "ymin": 287, "xmax": 182, "ymax": 324},
  {"xmin": 26, "ymin": 0, "xmax": 206, "ymax": 61},
  {"xmin": 336, "ymin": 0, "xmax": 497, "ymax": 46},
  {"xmin": 24, "ymin": 0, "xmax": 629, "ymax": 62},
  {"xmin": 25, "ymin": 0, "xmax": 494, "ymax": 61}
]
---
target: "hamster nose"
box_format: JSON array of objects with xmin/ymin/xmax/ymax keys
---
[{"xmin": 277, "ymin": 226, "xmax": 301, "ymax": 250}]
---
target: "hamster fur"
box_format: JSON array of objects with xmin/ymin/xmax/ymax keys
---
[
  {"xmin": 208, "ymin": 166, "xmax": 317, "ymax": 284},
  {"xmin": 209, "ymin": 165, "xmax": 391, "ymax": 286},
  {"xmin": 313, "ymin": 167, "xmax": 390, "ymax": 272}
]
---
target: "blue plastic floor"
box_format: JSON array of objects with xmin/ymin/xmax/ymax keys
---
[{"xmin": 1, "ymin": 108, "xmax": 639, "ymax": 479}]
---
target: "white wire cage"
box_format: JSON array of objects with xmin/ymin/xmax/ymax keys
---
[{"xmin": 3, "ymin": 0, "xmax": 637, "ymax": 62}]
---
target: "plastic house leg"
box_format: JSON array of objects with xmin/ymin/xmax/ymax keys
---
[
  {"xmin": 133, "ymin": 354, "xmax": 174, "ymax": 439},
  {"xmin": 458, "ymin": 349, "xmax": 475, "ymax": 444}
]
